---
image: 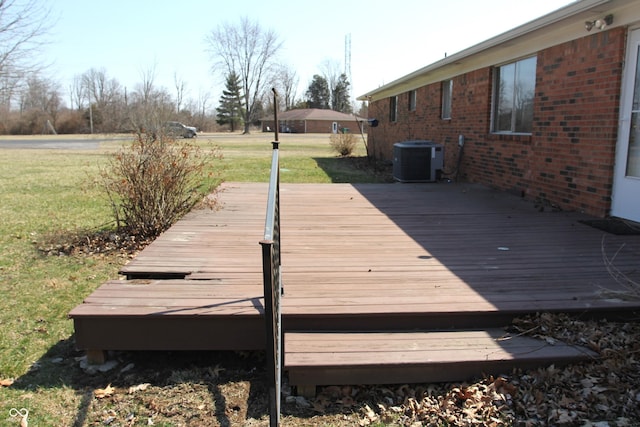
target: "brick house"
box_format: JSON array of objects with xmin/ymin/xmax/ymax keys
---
[
  {"xmin": 359, "ymin": 0, "xmax": 640, "ymax": 222},
  {"xmin": 261, "ymin": 108, "xmax": 364, "ymax": 134}
]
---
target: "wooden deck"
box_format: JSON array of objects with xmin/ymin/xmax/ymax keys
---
[{"xmin": 69, "ymin": 182, "xmax": 640, "ymax": 388}]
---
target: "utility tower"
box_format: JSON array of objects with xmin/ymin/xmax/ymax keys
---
[{"xmin": 345, "ymin": 33, "xmax": 352, "ymax": 99}]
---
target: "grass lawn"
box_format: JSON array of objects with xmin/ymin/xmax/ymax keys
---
[{"xmin": 0, "ymin": 132, "xmax": 390, "ymax": 426}]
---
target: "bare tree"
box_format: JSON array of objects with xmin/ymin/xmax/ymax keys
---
[
  {"xmin": 319, "ymin": 58, "xmax": 342, "ymax": 103},
  {"xmin": 70, "ymin": 74, "xmax": 87, "ymax": 110},
  {"xmin": 137, "ymin": 63, "xmax": 157, "ymax": 105},
  {"xmin": 273, "ymin": 64, "xmax": 298, "ymax": 111},
  {"xmin": 0, "ymin": 0, "xmax": 52, "ymax": 89},
  {"xmin": 79, "ymin": 68, "xmax": 126, "ymax": 132},
  {"xmin": 20, "ymin": 74, "xmax": 54, "ymax": 111},
  {"xmin": 128, "ymin": 63, "xmax": 176, "ymax": 134},
  {"xmin": 15, "ymin": 74, "xmax": 60, "ymax": 132},
  {"xmin": 0, "ymin": 71, "xmax": 20, "ymax": 109},
  {"xmin": 194, "ymin": 88, "xmax": 212, "ymax": 131},
  {"xmin": 205, "ymin": 16, "xmax": 282, "ymax": 134},
  {"xmin": 0, "ymin": 0, "xmax": 53, "ymax": 108},
  {"xmin": 81, "ymin": 68, "xmax": 121, "ymax": 109},
  {"xmin": 174, "ymin": 72, "xmax": 186, "ymax": 113}
]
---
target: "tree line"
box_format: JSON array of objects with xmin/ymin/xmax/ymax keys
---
[
  {"xmin": 0, "ymin": 66, "xmax": 218, "ymax": 135},
  {"xmin": 0, "ymin": 3, "xmax": 362, "ymax": 135}
]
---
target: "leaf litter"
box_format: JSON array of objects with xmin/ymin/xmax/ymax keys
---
[{"xmin": 68, "ymin": 312, "xmax": 639, "ymax": 426}]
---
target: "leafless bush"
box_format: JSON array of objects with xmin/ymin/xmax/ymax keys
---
[
  {"xmin": 330, "ymin": 132, "xmax": 357, "ymax": 156},
  {"xmin": 100, "ymin": 132, "xmax": 221, "ymax": 239},
  {"xmin": 601, "ymin": 236, "xmax": 640, "ymax": 300}
]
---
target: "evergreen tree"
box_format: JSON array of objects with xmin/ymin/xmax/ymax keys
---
[
  {"xmin": 216, "ymin": 72, "xmax": 244, "ymax": 131},
  {"xmin": 332, "ymin": 73, "xmax": 352, "ymax": 113},
  {"xmin": 305, "ymin": 75, "xmax": 330, "ymax": 109}
]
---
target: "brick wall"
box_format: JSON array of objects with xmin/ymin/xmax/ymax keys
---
[
  {"xmin": 367, "ymin": 27, "xmax": 626, "ymax": 217},
  {"xmin": 262, "ymin": 119, "xmax": 362, "ymax": 133}
]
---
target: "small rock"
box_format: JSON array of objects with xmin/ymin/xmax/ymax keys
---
[
  {"xmin": 97, "ymin": 360, "xmax": 119, "ymax": 373},
  {"xmin": 285, "ymin": 395, "xmax": 297, "ymax": 404},
  {"xmin": 294, "ymin": 396, "xmax": 311, "ymax": 408},
  {"xmin": 79, "ymin": 357, "xmax": 118, "ymax": 374},
  {"xmin": 120, "ymin": 363, "xmax": 135, "ymax": 373}
]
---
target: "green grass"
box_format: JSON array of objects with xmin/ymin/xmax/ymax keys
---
[
  {"xmin": 0, "ymin": 132, "xmax": 386, "ymax": 425},
  {"xmin": 210, "ymin": 132, "xmax": 374, "ymax": 183}
]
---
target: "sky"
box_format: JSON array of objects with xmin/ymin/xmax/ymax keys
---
[{"xmin": 45, "ymin": 0, "xmax": 576, "ymax": 109}]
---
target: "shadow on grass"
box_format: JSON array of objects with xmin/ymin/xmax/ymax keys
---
[
  {"xmin": 11, "ymin": 336, "xmax": 375, "ymax": 425},
  {"xmin": 313, "ymin": 156, "xmax": 393, "ymax": 183},
  {"xmin": 11, "ymin": 337, "xmax": 270, "ymax": 426}
]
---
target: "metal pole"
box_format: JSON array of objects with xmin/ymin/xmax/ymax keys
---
[{"xmin": 273, "ymin": 88, "xmax": 279, "ymax": 143}]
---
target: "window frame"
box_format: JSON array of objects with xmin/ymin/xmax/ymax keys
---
[
  {"xmin": 441, "ymin": 79, "xmax": 453, "ymax": 120},
  {"xmin": 389, "ymin": 96, "xmax": 398, "ymax": 122},
  {"xmin": 491, "ymin": 56, "xmax": 537, "ymax": 134},
  {"xmin": 408, "ymin": 90, "xmax": 417, "ymax": 112}
]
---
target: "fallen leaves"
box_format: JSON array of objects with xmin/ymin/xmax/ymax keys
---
[
  {"xmin": 94, "ymin": 384, "xmax": 115, "ymax": 399},
  {"xmin": 295, "ymin": 313, "xmax": 640, "ymax": 426},
  {"xmin": 509, "ymin": 313, "xmax": 640, "ymax": 424},
  {"xmin": 36, "ymin": 228, "xmax": 152, "ymax": 258},
  {"xmin": 1, "ymin": 377, "xmax": 15, "ymax": 387},
  {"xmin": 128, "ymin": 383, "xmax": 151, "ymax": 394}
]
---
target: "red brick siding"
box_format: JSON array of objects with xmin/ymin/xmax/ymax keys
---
[
  {"xmin": 262, "ymin": 119, "xmax": 362, "ymax": 133},
  {"xmin": 367, "ymin": 28, "xmax": 626, "ymax": 217},
  {"xmin": 304, "ymin": 119, "xmax": 360, "ymax": 133},
  {"xmin": 531, "ymin": 29, "xmax": 624, "ymax": 215}
]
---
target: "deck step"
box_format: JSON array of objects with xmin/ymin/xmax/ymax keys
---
[
  {"xmin": 285, "ymin": 329, "xmax": 596, "ymax": 396},
  {"xmin": 69, "ymin": 279, "xmax": 265, "ymax": 352}
]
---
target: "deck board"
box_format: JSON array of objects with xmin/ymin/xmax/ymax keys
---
[
  {"xmin": 285, "ymin": 330, "xmax": 597, "ymax": 388},
  {"xmin": 70, "ymin": 181, "xmax": 640, "ymax": 354}
]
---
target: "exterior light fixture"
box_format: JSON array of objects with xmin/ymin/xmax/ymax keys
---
[{"xmin": 585, "ymin": 14, "xmax": 613, "ymax": 31}]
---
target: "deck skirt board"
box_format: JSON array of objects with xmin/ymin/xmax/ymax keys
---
[{"xmin": 69, "ymin": 182, "xmax": 640, "ymax": 381}]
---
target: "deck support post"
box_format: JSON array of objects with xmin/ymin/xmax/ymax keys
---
[
  {"xmin": 86, "ymin": 349, "xmax": 106, "ymax": 365},
  {"xmin": 296, "ymin": 384, "xmax": 316, "ymax": 399}
]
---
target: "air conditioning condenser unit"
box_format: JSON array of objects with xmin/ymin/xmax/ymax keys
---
[{"xmin": 393, "ymin": 140, "xmax": 444, "ymax": 182}]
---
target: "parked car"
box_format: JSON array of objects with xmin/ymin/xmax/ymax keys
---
[{"xmin": 165, "ymin": 121, "xmax": 197, "ymax": 138}]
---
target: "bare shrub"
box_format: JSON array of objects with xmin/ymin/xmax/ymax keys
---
[
  {"xmin": 100, "ymin": 132, "xmax": 221, "ymax": 239},
  {"xmin": 56, "ymin": 110, "xmax": 87, "ymax": 134},
  {"xmin": 330, "ymin": 132, "xmax": 357, "ymax": 156},
  {"xmin": 601, "ymin": 236, "xmax": 640, "ymax": 300}
]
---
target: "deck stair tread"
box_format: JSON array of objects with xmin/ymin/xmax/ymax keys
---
[{"xmin": 284, "ymin": 329, "xmax": 597, "ymax": 389}]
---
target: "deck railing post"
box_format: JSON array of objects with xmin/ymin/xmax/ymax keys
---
[{"xmin": 261, "ymin": 88, "xmax": 282, "ymax": 427}]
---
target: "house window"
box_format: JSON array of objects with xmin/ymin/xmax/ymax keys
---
[
  {"xmin": 442, "ymin": 80, "xmax": 453, "ymax": 119},
  {"xmin": 492, "ymin": 56, "xmax": 537, "ymax": 133},
  {"xmin": 408, "ymin": 90, "xmax": 416, "ymax": 111},
  {"xmin": 389, "ymin": 96, "xmax": 398, "ymax": 122}
]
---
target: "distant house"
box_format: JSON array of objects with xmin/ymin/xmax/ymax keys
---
[
  {"xmin": 359, "ymin": 0, "xmax": 640, "ymax": 222},
  {"xmin": 261, "ymin": 108, "xmax": 364, "ymax": 134}
]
